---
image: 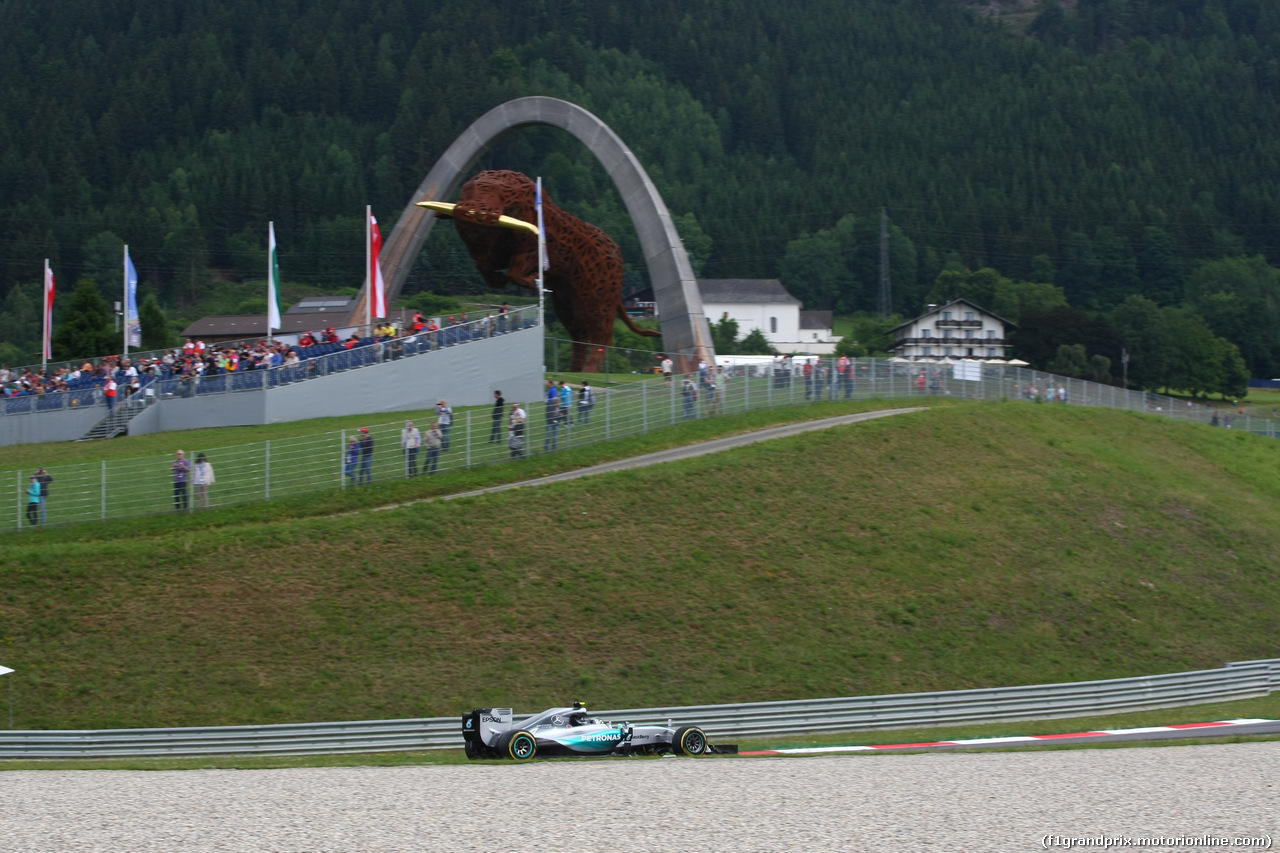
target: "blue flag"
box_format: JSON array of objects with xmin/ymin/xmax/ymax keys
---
[{"xmin": 125, "ymin": 247, "xmax": 141, "ymax": 348}]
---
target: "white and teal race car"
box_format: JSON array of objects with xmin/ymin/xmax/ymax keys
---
[{"xmin": 462, "ymin": 702, "xmax": 737, "ymax": 760}]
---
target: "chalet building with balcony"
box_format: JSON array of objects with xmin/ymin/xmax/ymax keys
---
[{"xmin": 888, "ymin": 299, "xmax": 1017, "ymax": 362}]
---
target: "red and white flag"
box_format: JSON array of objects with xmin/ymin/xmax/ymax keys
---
[
  {"xmin": 368, "ymin": 208, "xmax": 387, "ymax": 320},
  {"xmin": 42, "ymin": 259, "xmax": 56, "ymax": 362}
]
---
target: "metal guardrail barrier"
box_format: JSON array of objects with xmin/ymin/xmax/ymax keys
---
[{"xmin": 2, "ymin": 659, "xmax": 1274, "ymax": 758}]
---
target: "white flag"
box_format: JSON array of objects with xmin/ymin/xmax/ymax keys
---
[{"xmin": 267, "ymin": 222, "xmax": 282, "ymax": 331}]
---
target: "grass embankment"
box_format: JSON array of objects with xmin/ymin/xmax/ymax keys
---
[{"xmin": 1, "ymin": 402, "xmax": 1278, "ymax": 731}]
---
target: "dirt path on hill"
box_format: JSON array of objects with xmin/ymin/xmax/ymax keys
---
[{"xmin": 373, "ymin": 407, "xmax": 924, "ymax": 513}]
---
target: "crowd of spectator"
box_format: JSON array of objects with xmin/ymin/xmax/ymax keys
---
[{"xmin": 1, "ymin": 304, "xmax": 527, "ymax": 407}]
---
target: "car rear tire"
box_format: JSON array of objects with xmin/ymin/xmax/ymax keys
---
[
  {"xmin": 497, "ymin": 729, "xmax": 538, "ymax": 761},
  {"xmin": 671, "ymin": 725, "xmax": 708, "ymax": 756}
]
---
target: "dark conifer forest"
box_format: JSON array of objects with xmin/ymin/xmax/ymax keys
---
[{"xmin": 2, "ymin": 0, "xmax": 1279, "ymax": 391}]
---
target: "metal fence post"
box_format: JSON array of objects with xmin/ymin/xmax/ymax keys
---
[
  {"xmin": 265, "ymin": 440, "xmax": 271, "ymax": 500},
  {"xmin": 671, "ymin": 374, "xmax": 677, "ymax": 425},
  {"xmin": 606, "ymin": 386, "xmax": 611, "ymax": 439},
  {"xmin": 642, "ymin": 379, "xmax": 648, "ymax": 433},
  {"xmin": 340, "ymin": 429, "xmax": 346, "ymax": 489},
  {"xmin": 466, "ymin": 411, "xmax": 472, "ymax": 469},
  {"xmin": 101, "ymin": 460, "xmax": 107, "ymax": 520}
]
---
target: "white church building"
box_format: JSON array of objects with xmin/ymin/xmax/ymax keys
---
[{"xmin": 697, "ymin": 279, "xmax": 843, "ymax": 355}]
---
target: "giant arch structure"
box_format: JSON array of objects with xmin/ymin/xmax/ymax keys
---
[{"xmin": 370, "ymin": 96, "xmax": 715, "ymax": 371}]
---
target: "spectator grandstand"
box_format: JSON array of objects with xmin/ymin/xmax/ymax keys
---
[{"xmin": 1, "ymin": 307, "xmax": 538, "ymax": 419}]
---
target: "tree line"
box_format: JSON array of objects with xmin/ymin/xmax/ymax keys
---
[{"xmin": 1, "ymin": 0, "xmax": 1277, "ymax": 396}]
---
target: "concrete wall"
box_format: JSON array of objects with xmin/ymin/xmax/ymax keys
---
[
  {"xmin": 127, "ymin": 392, "xmax": 267, "ymax": 437},
  {"xmin": 264, "ymin": 326, "xmax": 544, "ymax": 424},
  {"xmin": 1, "ymin": 327, "xmax": 545, "ymax": 445},
  {"xmin": 0, "ymin": 404, "xmax": 105, "ymax": 446}
]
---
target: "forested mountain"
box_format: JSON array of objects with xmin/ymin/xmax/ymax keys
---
[{"xmin": 2, "ymin": 0, "xmax": 1279, "ymax": 390}]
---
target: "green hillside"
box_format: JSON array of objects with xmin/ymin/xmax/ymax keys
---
[{"xmin": 3, "ymin": 402, "xmax": 1278, "ymax": 730}]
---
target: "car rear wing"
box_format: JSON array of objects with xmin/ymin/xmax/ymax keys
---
[{"xmin": 462, "ymin": 707, "xmax": 514, "ymax": 747}]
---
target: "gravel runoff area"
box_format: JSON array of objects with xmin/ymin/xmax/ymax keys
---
[{"xmin": 4, "ymin": 742, "xmax": 1276, "ymax": 852}]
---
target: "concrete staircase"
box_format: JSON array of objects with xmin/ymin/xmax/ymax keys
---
[{"xmin": 77, "ymin": 394, "xmax": 151, "ymax": 441}]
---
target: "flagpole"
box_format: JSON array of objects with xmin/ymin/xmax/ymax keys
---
[
  {"xmin": 267, "ymin": 223, "xmax": 274, "ymax": 346},
  {"xmin": 123, "ymin": 245, "xmax": 130, "ymax": 357},
  {"xmin": 42, "ymin": 259, "xmax": 50, "ymax": 371},
  {"xmin": 536, "ymin": 177, "xmax": 546, "ymax": 328},
  {"xmin": 365, "ymin": 205, "xmax": 372, "ymax": 335}
]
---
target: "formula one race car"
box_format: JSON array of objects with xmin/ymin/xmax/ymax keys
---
[{"xmin": 462, "ymin": 702, "xmax": 737, "ymax": 760}]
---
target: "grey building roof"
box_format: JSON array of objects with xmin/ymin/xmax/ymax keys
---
[
  {"xmin": 182, "ymin": 309, "xmax": 414, "ymax": 340},
  {"xmin": 697, "ymin": 279, "xmax": 802, "ymax": 305},
  {"xmin": 286, "ymin": 296, "xmax": 357, "ymax": 315}
]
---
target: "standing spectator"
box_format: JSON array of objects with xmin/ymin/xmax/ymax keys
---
[
  {"xmin": 702, "ymin": 371, "xmax": 720, "ymax": 415},
  {"xmin": 26, "ymin": 475, "xmax": 42, "ymax": 527},
  {"xmin": 344, "ymin": 436, "xmax": 360, "ymax": 485},
  {"xmin": 172, "ymin": 449, "xmax": 192, "ymax": 511},
  {"xmin": 544, "ymin": 398, "xmax": 562, "ymax": 451},
  {"xmin": 661, "ymin": 355, "xmax": 674, "ymax": 385},
  {"xmin": 578, "ymin": 381, "xmax": 595, "ymax": 424},
  {"xmin": 193, "ymin": 452, "xmax": 215, "ymax": 508},
  {"xmin": 681, "ymin": 376, "xmax": 699, "ymax": 419},
  {"xmin": 509, "ymin": 402, "xmax": 527, "ymax": 457},
  {"xmin": 435, "ymin": 400, "xmax": 454, "ymax": 450},
  {"xmin": 34, "ymin": 467, "xmax": 52, "ymax": 524},
  {"xmin": 490, "ymin": 390, "xmax": 505, "ymax": 442},
  {"xmin": 423, "ymin": 422, "xmax": 444, "ymax": 474},
  {"xmin": 357, "ymin": 427, "xmax": 374, "ymax": 484},
  {"xmin": 558, "ymin": 381, "xmax": 574, "ymax": 428},
  {"xmin": 104, "ymin": 376, "xmax": 118, "ymax": 413},
  {"xmin": 401, "ymin": 420, "xmax": 422, "ymax": 476},
  {"xmin": 803, "ymin": 360, "xmax": 814, "ymax": 399}
]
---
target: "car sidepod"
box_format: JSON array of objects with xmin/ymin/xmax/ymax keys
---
[{"xmin": 540, "ymin": 725, "xmax": 628, "ymax": 756}]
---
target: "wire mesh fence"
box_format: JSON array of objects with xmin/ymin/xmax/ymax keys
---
[{"xmin": 5, "ymin": 357, "xmax": 1277, "ymax": 532}]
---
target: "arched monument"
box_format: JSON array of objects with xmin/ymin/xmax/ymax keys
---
[{"xmin": 368, "ymin": 96, "xmax": 715, "ymax": 371}]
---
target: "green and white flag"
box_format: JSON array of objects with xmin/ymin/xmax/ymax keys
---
[{"xmin": 267, "ymin": 222, "xmax": 282, "ymax": 332}]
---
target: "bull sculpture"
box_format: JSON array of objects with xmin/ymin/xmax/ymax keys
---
[{"xmin": 418, "ymin": 170, "xmax": 660, "ymax": 372}]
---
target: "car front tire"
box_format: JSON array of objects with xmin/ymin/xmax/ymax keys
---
[{"xmin": 671, "ymin": 725, "xmax": 708, "ymax": 756}]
